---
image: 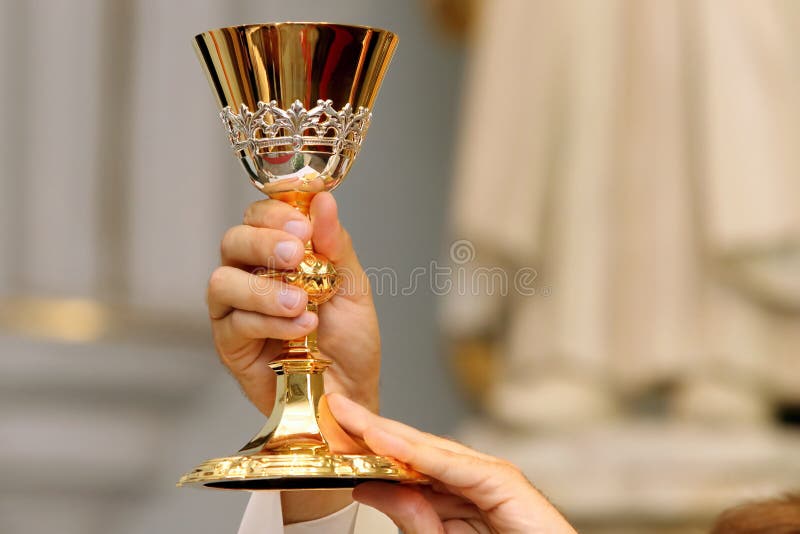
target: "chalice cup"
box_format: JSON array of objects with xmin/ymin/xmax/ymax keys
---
[{"xmin": 177, "ymin": 23, "xmax": 423, "ymax": 490}]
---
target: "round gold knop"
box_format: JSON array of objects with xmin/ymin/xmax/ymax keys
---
[{"xmin": 283, "ymin": 251, "xmax": 340, "ymax": 305}]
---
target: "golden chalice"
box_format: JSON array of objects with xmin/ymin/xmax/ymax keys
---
[{"xmin": 177, "ymin": 23, "xmax": 424, "ymax": 490}]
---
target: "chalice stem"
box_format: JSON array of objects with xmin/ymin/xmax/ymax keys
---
[
  {"xmin": 272, "ymin": 192, "xmax": 337, "ymax": 363},
  {"xmin": 279, "ymin": 300, "xmax": 321, "ymax": 359},
  {"xmin": 238, "ymin": 193, "xmax": 338, "ymax": 454}
]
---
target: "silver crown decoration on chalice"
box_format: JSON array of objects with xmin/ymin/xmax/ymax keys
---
[{"xmin": 220, "ymin": 99, "xmax": 372, "ymax": 155}]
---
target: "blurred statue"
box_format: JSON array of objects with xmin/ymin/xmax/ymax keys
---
[{"xmin": 440, "ymin": 0, "xmax": 800, "ymax": 427}]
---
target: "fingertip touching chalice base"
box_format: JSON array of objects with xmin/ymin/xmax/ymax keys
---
[{"xmin": 177, "ymin": 23, "xmax": 426, "ymax": 490}]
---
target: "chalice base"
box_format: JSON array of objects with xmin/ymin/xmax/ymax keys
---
[
  {"xmin": 177, "ymin": 452, "xmax": 425, "ymax": 490},
  {"xmin": 177, "ymin": 358, "xmax": 427, "ymax": 490}
]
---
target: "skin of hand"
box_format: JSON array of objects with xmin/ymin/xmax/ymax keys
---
[
  {"xmin": 206, "ymin": 191, "xmax": 380, "ymax": 523},
  {"xmin": 326, "ymin": 393, "xmax": 579, "ymax": 534}
]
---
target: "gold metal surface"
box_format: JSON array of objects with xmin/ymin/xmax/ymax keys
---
[
  {"xmin": 178, "ymin": 357, "xmax": 425, "ymax": 489},
  {"xmin": 178, "ymin": 23, "xmax": 423, "ymax": 490},
  {"xmin": 283, "ymin": 250, "xmax": 340, "ymax": 305},
  {"xmin": 193, "ymin": 23, "xmax": 398, "ymax": 196},
  {"xmin": 261, "ymin": 243, "xmax": 340, "ymax": 307},
  {"xmin": 178, "ymin": 453, "xmax": 424, "ymax": 490},
  {"xmin": 238, "ymin": 358, "xmax": 331, "ymax": 454}
]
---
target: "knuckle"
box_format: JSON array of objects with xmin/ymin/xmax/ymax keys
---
[
  {"xmin": 207, "ymin": 266, "xmax": 230, "ymax": 295},
  {"xmin": 402, "ymin": 492, "xmax": 436, "ymax": 531},
  {"xmin": 242, "ymin": 202, "xmax": 257, "ymax": 224},
  {"xmin": 405, "ymin": 491, "xmax": 427, "ymax": 517},
  {"xmin": 220, "ymin": 226, "xmax": 239, "ymax": 258},
  {"xmin": 243, "ymin": 200, "xmax": 272, "ymax": 226},
  {"xmin": 228, "ymin": 309, "xmax": 248, "ymax": 335},
  {"xmin": 248, "ymin": 229, "xmax": 270, "ymax": 266},
  {"xmin": 497, "ymin": 460, "xmax": 524, "ymax": 480}
]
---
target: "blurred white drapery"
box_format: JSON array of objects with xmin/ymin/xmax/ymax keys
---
[{"xmin": 444, "ymin": 0, "xmax": 800, "ymax": 425}]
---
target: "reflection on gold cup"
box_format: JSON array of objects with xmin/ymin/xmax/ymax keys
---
[{"xmin": 177, "ymin": 23, "xmax": 425, "ymax": 490}]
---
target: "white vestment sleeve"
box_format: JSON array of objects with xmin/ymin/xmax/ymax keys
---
[
  {"xmin": 238, "ymin": 493, "xmax": 282, "ymax": 534},
  {"xmin": 237, "ymin": 493, "xmax": 359, "ymax": 534}
]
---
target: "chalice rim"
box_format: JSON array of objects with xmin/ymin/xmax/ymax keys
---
[{"xmin": 194, "ymin": 21, "xmax": 398, "ymax": 41}]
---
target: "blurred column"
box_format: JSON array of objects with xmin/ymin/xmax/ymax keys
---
[
  {"xmin": 127, "ymin": 0, "xmax": 238, "ymax": 316},
  {"xmin": 0, "ymin": 1, "xmax": 239, "ymax": 534},
  {"xmin": 18, "ymin": 0, "xmax": 103, "ymax": 298}
]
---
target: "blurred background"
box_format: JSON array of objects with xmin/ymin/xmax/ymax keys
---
[{"xmin": 0, "ymin": 1, "xmax": 798, "ymax": 533}]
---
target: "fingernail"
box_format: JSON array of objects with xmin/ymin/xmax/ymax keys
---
[
  {"xmin": 294, "ymin": 311, "xmax": 316, "ymax": 328},
  {"xmin": 283, "ymin": 220, "xmax": 309, "ymax": 240},
  {"xmin": 279, "ymin": 288, "xmax": 304, "ymax": 309},
  {"xmin": 274, "ymin": 240, "xmax": 300, "ymax": 263}
]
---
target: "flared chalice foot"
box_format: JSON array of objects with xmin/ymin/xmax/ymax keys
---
[{"xmin": 177, "ymin": 356, "xmax": 425, "ymax": 490}]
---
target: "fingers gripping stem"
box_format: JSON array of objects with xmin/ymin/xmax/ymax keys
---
[{"xmin": 267, "ymin": 192, "xmax": 340, "ymax": 360}]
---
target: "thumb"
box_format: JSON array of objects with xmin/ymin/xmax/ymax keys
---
[{"xmin": 309, "ymin": 192, "xmax": 369, "ymax": 299}]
